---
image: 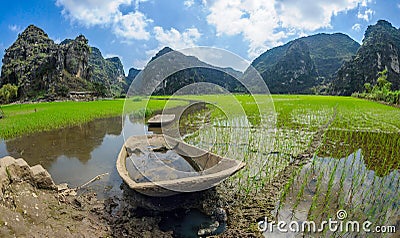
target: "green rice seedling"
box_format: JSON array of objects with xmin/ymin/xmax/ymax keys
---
[
  {"xmin": 307, "ymin": 169, "xmax": 325, "ymax": 222},
  {"xmin": 321, "ymin": 161, "xmax": 339, "ymax": 217}
]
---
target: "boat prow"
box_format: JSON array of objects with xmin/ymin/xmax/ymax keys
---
[{"xmin": 147, "ymin": 114, "xmax": 175, "ymax": 126}]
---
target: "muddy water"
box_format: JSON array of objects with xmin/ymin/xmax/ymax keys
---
[
  {"xmin": 0, "ymin": 116, "xmax": 148, "ymax": 197},
  {"xmin": 270, "ymin": 131, "xmax": 400, "ymax": 238},
  {"xmin": 0, "ymin": 115, "xmax": 225, "ymax": 237}
]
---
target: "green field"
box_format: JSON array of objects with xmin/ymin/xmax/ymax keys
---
[
  {"xmin": 0, "ymin": 98, "xmax": 184, "ymax": 139},
  {"xmin": 169, "ymin": 94, "xmax": 400, "ymax": 236},
  {"xmin": 1, "ymin": 95, "xmax": 399, "ymax": 236}
]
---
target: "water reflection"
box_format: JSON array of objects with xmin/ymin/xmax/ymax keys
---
[
  {"xmin": 0, "ymin": 116, "xmax": 148, "ymax": 195},
  {"xmin": 318, "ymin": 129, "xmax": 400, "ymax": 176},
  {"xmin": 274, "ymin": 150, "xmax": 399, "ymax": 238}
]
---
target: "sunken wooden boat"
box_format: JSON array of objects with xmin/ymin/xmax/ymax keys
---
[
  {"xmin": 147, "ymin": 114, "xmax": 175, "ymax": 126},
  {"xmin": 116, "ymin": 134, "xmax": 245, "ymax": 197}
]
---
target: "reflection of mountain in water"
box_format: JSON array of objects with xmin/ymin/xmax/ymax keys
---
[
  {"xmin": 318, "ymin": 130, "xmax": 399, "ymax": 176},
  {"xmin": 5, "ymin": 117, "xmax": 122, "ymax": 168}
]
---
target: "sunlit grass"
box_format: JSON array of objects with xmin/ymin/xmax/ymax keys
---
[{"xmin": 0, "ymin": 98, "xmax": 184, "ymax": 139}]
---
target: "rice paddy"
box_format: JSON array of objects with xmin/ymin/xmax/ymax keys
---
[
  {"xmin": 0, "ymin": 98, "xmax": 184, "ymax": 139},
  {"xmin": 1, "ymin": 94, "xmax": 399, "ymax": 236},
  {"xmin": 170, "ymin": 94, "xmax": 400, "ymax": 237}
]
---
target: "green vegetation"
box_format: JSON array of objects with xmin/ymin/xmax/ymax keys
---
[
  {"xmin": 353, "ymin": 69, "xmax": 400, "ymax": 105},
  {"xmin": 250, "ymin": 33, "xmax": 360, "ymax": 94},
  {"xmin": 177, "ymin": 94, "xmax": 399, "ymax": 235},
  {"xmin": 332, "ymin": 20, "xmax": 400, "ymax": 95},
  {"xmin": 1, "ymin": 94, "xmax": 398, "ymax": 236},
  {"xmin": 0, "ymin": 98, "xmax": 184, "ymax": 139},
  {"xmin": 0, "ymin": 84, "xmax": 18, "ymax": 104}
]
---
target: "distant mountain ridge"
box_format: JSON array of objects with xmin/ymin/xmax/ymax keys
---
[
  {"xmin": 249, "ymin": 33, "xmax": 360, "ymax": 94},
  {"xmin": 130, "ymin": 47, "xmax": 245, "ymax": 95},
  {"xmin": 331, "ymin": 20, "xmax": 400, "ymax": 95},
  {"xmin": 2, "ymin": 21, "xmax": 399, "ymax": 100}
]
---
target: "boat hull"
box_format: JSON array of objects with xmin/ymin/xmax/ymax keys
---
[{"xmin": 116, "ymin": 134, "xmax": 245, "ymax": 197}]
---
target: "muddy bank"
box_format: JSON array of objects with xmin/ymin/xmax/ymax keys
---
[
  {"xmin": 0, "ymin": 156, "xmax": 110, "ymax": 237},
  {"xmin": 0, "ymin": 156, "xmax": 229, "ymax": 237}
]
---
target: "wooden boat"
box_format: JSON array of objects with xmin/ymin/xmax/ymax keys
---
[
  {"xmin": 147, "ymin": 114, "xmax": 175, "ymax": 126},
  {"xmin": 116, "ymin": 134, "xmax": 245, "ymax": 197}
]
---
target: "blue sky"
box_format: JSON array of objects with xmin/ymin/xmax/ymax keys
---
[{"xmin": 0, "ymin": 0, "xmax": 399, "ymax": 73}]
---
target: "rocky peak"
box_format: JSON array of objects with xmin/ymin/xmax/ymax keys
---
[
  {"xmin": 0, "ymin": 25, "xmax": 91, "ymax": 100},
  {"xmin": 124, "ymin": 67, "xmax": 141, "ymax": 92},
  {"xmin": 106, "ymin": 57, "xmax": 122, "ymax": 65},
  {"xmin": 249, "ymin": 32, "xmax": 359, "ymax": 94},
  {"xmin": 331, "ymin": 19, "xmax": 400, "ymax": 95},
  {"xmin": 150, "ymin": 47, "xmax": 174, "ymax": 62},
  {"xmin": 59, "ymin": 39, "xmax": 74, "ymax": 45},
  {"xmin": 88, "ymin": 47, "xmax": 126, "ymax": 96},
  {"xmin": 364, "ymin": 19, "xmax": 399, "ymax": 45},
  {"xmin": 18, "ymin": 25, "xmax": 53, "ymax": 45}
]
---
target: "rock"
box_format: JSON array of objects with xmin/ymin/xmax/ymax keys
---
[
  {"xmin": 89, "ymin": 47, "xmax": 127, "ymax": 95},
  {"xmin": 0, "ymin": 156, "xmax": 15, "ymax": 195},
  {"xmin": 0, "ymin": 156, "xmax": 16, "ymax": 168},
  {"xmin": 331, "ymin": 20, "xmax": 400, "ymax": 95},
  {"xmin": 30, "ymin": 164, "xmax": 55, "ymax": 189},
  {"xmin": 6, "ymin": 158, "xmax": 31, "ymax": 182},
  {"xmin": 248, "ymin": 33, "xmax": 360, "ymax": 94},
  {"xmin": 57, "ymin": 183, "xmax": 69, "ymax": 191},
  {"xmin": 214, "ymin": 207, "xmax": 228, "ymax": 222},
  {"xmin": 197, "ymin": 220, "xmax": 219, "ymax": 236},
  {"xmin": 0, "ymin": 25, "xmax": 91, "ymax": 100}
]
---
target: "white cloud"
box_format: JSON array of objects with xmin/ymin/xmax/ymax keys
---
[
  {"xmin": 184, "ymin": 0, "xmax": 195, "ymax": 8},
  {"xmin": 8, "ymin": 25, "xmax": 23, "ymax": 33},
  {"xmin": 352, "ymin": 23, "xmax": 361, "ymax": 31},
  {"xmin": 398, "ymin": 3, "xmax": 400, "ymax": 9},
  {"xmin": 56, "ymin": 0, "xmax": 131, "ymax": 26},
  {"xmin": 360, "ymin": 0, "xmax": 370, "ymax": 7},
  {"xmin": 206, "ymin": 0, "xmax": 365, "ymax": 58},
  {"xmin": 357, "ymin": 8, "xmax": 374, "ymax": 21},
  {"xmin": 153, "ymin": 26, "xmax": 201, "ymax": 50},
  {"xmin": 142, "ymin": 27, "xmax": 202, "ymax": 67},
  {"xmin": 56, "ymin": 0, "xmax": 152, "ymax": 41},
  {"xmin": 113, "ymin": 11, "xmax": 152, "ymax": 40}
]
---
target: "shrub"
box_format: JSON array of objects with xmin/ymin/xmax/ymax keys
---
[{"xmin": 0, "ymin": 84, "xmax": 18, "ymax": 104}]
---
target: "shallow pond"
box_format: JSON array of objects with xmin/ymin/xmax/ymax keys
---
[
  {"xmin": 0, "ymin": 116, "xmax": 148, "ymax": 197},
  {"xmin": 0, "ymin": 115, "xmax": 226, "ymax": 237}
]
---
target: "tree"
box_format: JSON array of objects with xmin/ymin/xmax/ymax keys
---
[
  {"xmin": 0, "ymin": 84, "xmax": 18, "ymax": 104},
  {"xmin": 364, "ymin": 83, "xmax": 372, "ymax": 93},
  {"xmin": 376, "ymin": 68, "xmax": 391, "ymax": 90}
]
